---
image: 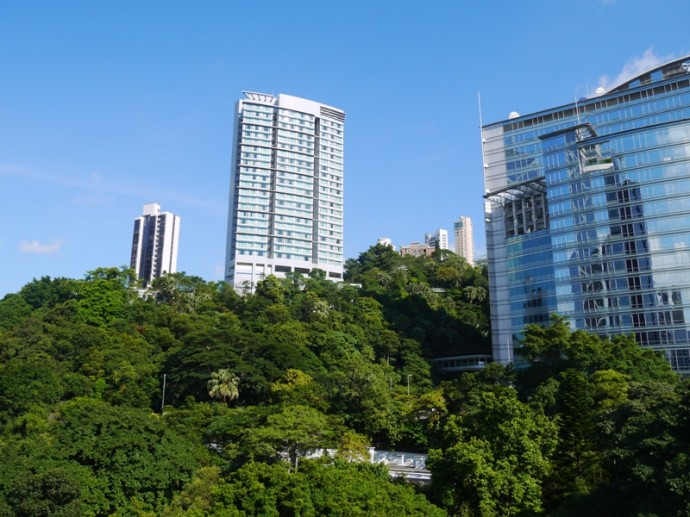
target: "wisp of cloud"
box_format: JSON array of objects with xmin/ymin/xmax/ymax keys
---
[{"xmin": 19, "ymin": 239, "xmax": 64, "ymax": 255}]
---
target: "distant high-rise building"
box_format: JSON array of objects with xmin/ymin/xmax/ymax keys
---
[
  {"xmin": 130, "ymin": 203, "xmax": 180, "ymax": 286},
  {"xmin": 225, "ymin": 92, "xmax": 345, "ymax": 291},
  {"xmin": 454, "ymin": 216, "xmax": 475, "ymax": 265},
  {"xmin": 378, "ymin": 237, "xmax": 395, "ymax": 250},
  {"xmin": 425, "ymin": 229, "xmax": 449, "ymax": 250},
  {"xmin": 483, "ymin": 55, "xmax": 690, "ymax": 373}
]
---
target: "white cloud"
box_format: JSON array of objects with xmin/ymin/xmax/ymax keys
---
[
  {"xmin": 71, "ymin": 192, "xmax": 116, "ymax": 207},
  {"xmin": 19, "ymin": 239, "xmax": 64, "ymax": 255},
  {"xmin": 597, "ymin": 48, "xmax": 675, "ymax": 92},
  {"xmin": 0, "ymin": 163, "xmax": 102, "ymax": 191}
]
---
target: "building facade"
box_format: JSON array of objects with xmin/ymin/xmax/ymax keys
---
[
  {"xmin": 425, "ymin": 228, "xmax": 449, "ymax": 250},
  {"xmin": 225, "ymin": 92, "xmax": 345, "ymax": 290},
  {"xmin": 454, "ymin": 216, "xmax": 475, "ymax": 265},
  {"xmin": 400, "ymin": 242, "xmax": 435, "ymax": 257},
  {"xmin": 130, "ymin": 203, "xmax": 180, "ymax": 286},
  {"xmin": 483, "ymin": 56, "xmax": 690, "ymax": 373}
]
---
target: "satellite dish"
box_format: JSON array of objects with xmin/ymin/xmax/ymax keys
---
[
  {"xmin": 508, "ymin": 111, "xmax": 520, "ymax": 119},
  {"xmin": 595, "ymin": 87, "xmax": 606, "ymax": 95}
]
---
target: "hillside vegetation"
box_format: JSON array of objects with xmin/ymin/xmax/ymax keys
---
[{"xmin": 0, "ymin": 246, "xmax": 688, "ymax": 515}]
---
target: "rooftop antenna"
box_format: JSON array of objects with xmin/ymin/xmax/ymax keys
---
[{"xmin": 478, "ymin": 92, "xmax": 488, "ymax": 192}]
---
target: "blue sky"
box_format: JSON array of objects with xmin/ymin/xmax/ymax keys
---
[{"xmin": 1, "ymin": 0, "xmax": 689, "ymax": 296}]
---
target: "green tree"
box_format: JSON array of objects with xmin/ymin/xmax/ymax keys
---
[
  {"xmin": 208, "ymin": 460, "xmax": 446, "ymax": 516},
  {"xmin": 74, "ymin": 267, "xmax": 138, "ymax": 326},
  {"xmin": 163, "ymin": 466, "xmax": 221, "ymax": 516},
  {"xmin": 51, "ymin": 398, "xmax": 207, "ymax": 515},
  {"xmin": 243, "ymin": 405, "xmax": 335, "ymax": 472},
  {"xmin": 207, "ymin": 369, "xmax": 240, "ymax": 406},
  {"xmin": 336, "ymin": 430, "xmax": 371, "ymax": 463},
  {"xmin": 0, "ymin": 353, "xmax": 65, "ymax": 421},
  {"xmin": 344, "ymin": 243, "xmax": 402, "ymax": 282},
  {"xmin": 151, "ymin": 273, "xmax": 220, "ymax": 313},
  {"xmin": 5, "ymin": 467, "xmax": 83, "ymax": 517},
  {"xmin": 0, "ymin": 293, "xmax": 32, "ymax": 330},
  {"xmin": 326, "ymin": 356, "xmax": 405, "ymax": 444},
  {"xmin": 579, "ymin": 380, "xmax": 690, "ymax": 515},
  {"xmin": 519, "ymin": 317, "xmax": 677, "ymax": 391},
  {"xmin": 271, "ymin": 369, "xmax": 327, "ymax": 410},
  {"xmin": 462, "ymin": 285, "xmax": 487, "ymax": 304},
  {"xmin": 19, "ymin": 276, "xmax": 80, "ymax": 310},
  {"xmin": 402, "ymin": 388, "xmax": 448, "ymax": 449},
  {"xmin": 544, "ymin": 369, "xmax": 601, "ymax": 508},
  {"xmin": 163, "ymin": 322, "xmax": 275, "ymax": 405},
  {"xmin": 429, "ymin": 388, "xmax": 557, "ymax": 516}
]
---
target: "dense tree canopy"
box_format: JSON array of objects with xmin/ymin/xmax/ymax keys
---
[
  {"xmin": 0, "ymin": 252, "xmax": 687, "ymax": 515},
  {"xmin": 345, "ymin": 244, "xmax": 491, "ymax": 357}
]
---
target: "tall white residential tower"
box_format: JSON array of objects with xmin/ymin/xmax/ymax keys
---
[
  {"xmin": 130, "ymin": 203, "xmax": 180, "ymax": 286},
  {"xmin": 225, "ymin": 92, "xmax": 345, "ymax": 291},
  {"xmin": 454, "ymin": 216, "xmax": 475, "ymax": 265}
]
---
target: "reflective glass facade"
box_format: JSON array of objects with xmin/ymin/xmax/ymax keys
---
[
  {"xmin": 225, "ymin": 92, "xmax": 345, "ymax": 291},
  {"xmin": 483, "ymin": 56, "xmax": 690, "ymax": 373}
]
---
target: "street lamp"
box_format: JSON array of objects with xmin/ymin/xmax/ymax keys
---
[{"xmin": 161, "ymin": 373, "xmax": 167, "ymax": 413}]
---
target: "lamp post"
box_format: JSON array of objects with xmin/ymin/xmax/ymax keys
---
[{"xmin": 161, "ymin": 373, "xmax": 167, "ymax": 413}]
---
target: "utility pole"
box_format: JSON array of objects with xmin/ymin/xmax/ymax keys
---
[{"xmin": 161, "ymin": 373, "xmax": 167, "ymax": 413}]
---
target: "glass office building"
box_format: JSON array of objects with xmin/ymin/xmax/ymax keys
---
[
  {"xmin": 225, "ymin": 92, "xmax": 345, "ymax": 291},
  {"xmin": 483, "ymin": 56, "xmax": 690, "ymax": 373}
]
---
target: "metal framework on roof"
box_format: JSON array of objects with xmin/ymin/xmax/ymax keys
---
[
  {"xmin": 243, "ymin": 91, "xmax": 276, "ymax": 103},
  {"xmin": 484, "ymin": 177, "xmax": 547, "ymax": 205},
  {"xmin": 538, "ymin": 122, "xmax": 598, "ymax": 142}
]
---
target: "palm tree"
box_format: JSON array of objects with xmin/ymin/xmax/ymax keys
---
[
  {"xmin": 462, "ymin": 285, "xmax": 487, "ymax": 304},
  {"xmin": 207, "ymin": 369, "xmax": 240, "ymax": 405}
]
